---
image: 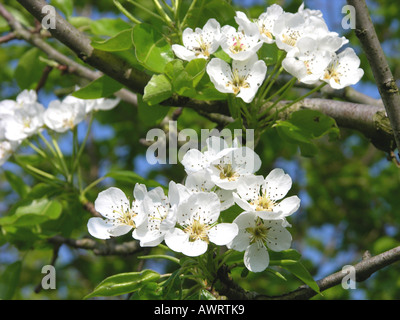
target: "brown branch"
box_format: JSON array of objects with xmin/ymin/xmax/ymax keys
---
[
  {"xmin": 48, "ymin": 235, "xmax": 142, "ymax": 256},
  {"xmin": 264, "ymin": 98, "xmax": 394, "ymax": 153},
  {"xmin": 347, "ymin": 0, "xmax": 400, "ymax": 157},
  {"xmin": 0, "ymin": 31, "xmax": 16, "ymax": 43},
  {"xmin": 16, "ymin": 0, "xmax": 150, "ymax": 94},
  {"xmin": 216, "ymin": 246, "xmax": 400, "ymax": 300},
  {"xmin": 0, "ymin": 3, "xmax": 138, "ymax": 106}
]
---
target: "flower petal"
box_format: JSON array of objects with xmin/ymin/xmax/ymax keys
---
[
  {"xmin": 87, "ymin": 217, "xmax": 113, "ymax": 239},
  {"xmin": 94, "ymin": 187, "xmax": 130, "ymax": 219},
  {"xmin": 208, "ymin": 223, "xmax": 238, "ymax": 245},
  {"xmin": 263, "ymin": 168, "xmax": 292, "ymax": 201},
  {"xmin": 244, "ymin": 242, "xmax": 270, "ymax": 272}
]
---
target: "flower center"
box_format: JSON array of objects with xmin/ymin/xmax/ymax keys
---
[
  {"xmin": 253, "ymin": 195, "xmax": 275, "ymax": 212},
  {"xmin": 246, "ymin": 218, "xmax": 270, "ymax": 244},
  {"xmin": 259, "ymin": 23, "xmax": 273, "ymax": 39},
  {"xmin": 184, "ymin": 219, "xmax": 209, "ymax": 243},
  {"xmin": 193, "ymin": 36, "xmax": 210, "ymax": 57},
  {"xmin": 230, "ymin": 35, "xmax": 246, "ymax": 54},
  {"xmin": 323, "ymin": 61, "xmax": 341, "ymax": 84},
  {"xmin": 112, "ymin": 204, "xmax": 137, "ymax": 228},
  {"xmin": 282, "ymin": 30, "xmax": 300, "ymax": 47},
  {"xmin": 227, "ymin": 69, "xmax": 250, "ymax": 95},
  {"xmin": 216, "ymin": 163, "xmax": 239, "ymax": 181},
  {"xmin": 62, "ymin": 117, "xmax": 75, "ymax": 129}
]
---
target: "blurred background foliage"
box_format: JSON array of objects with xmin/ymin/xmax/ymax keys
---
[{"xmin": 0, "ymin": 0, "xmax": 399, "ymax": 300}]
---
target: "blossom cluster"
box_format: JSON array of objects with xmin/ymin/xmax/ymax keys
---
[
  {"xmin": 171, "ymin": 3, "xmax": 364, "ymax": 102},
  {"xmin": 0, "ymin": 89, "xmax": 120, "ymax": 166},
  {"xmin": 88, "ymin": 136, "xmax": 300, "ymax": 272}
]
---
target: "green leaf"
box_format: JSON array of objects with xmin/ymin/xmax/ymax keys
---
[
  {"xmin": 72, "ymin": 75, "xmax": 123, "ymax": 99},
  {"xmin": 14, "ymin": 48, "xmax": 45, "ymax": 90},
  {"xmin": 106, "ymin": 170, "xmax": 163, "ymax": 189},
  {"xmin": 91, "ymin": 28, "xmax": 133, "ymax": 52},
  {"xmin": 129, "ymin": 282, "xmax": 163, "ymax": 300},
  {"xmin": 143, "ymin": 74, "xmax": 172, "ymax": 105},
  {"xmin": 0, "ymin": 261, "xmax": 22, "ymax": 300},
  {"xmin": 4, "ymin": 170, "xmax": 30, "ymax": 198},
  {"xmin": 84, "ymin": 270, "xmax": 160, "ymax": 299},
  {"xmin": 51, "ymin": 0, "xmax": 74, "ymax": 18},
  {"xmin": 132, "ymin": 23, "xmax": 174, "ymax": 73},
  {"xmin": 185, "ymin": 58, "xmax": 207, "ymax": 87},
  {"xmin": 274, "ymin": 109, "xmax": 340, "ymax": 157},
  {"xmin": 90, "ymin": 18, "xmax": 131, "ymax": 37},
  {"xmin": 281, "ymin": 261, "xmax": 320, "ymax": 294},
  {"xmin": 0, "ymin": 198, "xmax": 62, "ymax": 227},
  {"xmin": 137, "ymin": 94, "xmax": 170, "ymax": 127}
]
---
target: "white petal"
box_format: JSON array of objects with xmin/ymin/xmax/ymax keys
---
[
  {"xmin": 181, "ymin": 239, "xmax": 208, "ymax": 257},
  {"xmin": 133, "ymin": 183, "xmax": 148, "ymax": 201},
  {"xmin": 208, "ymin": 223, "xmax": 238, "ymax": 245},
  {"xmin": 236, "ymin": 175, "xmax": 264, "ymax": 201},
  {"xmin": 172, "ymin": 44, "xmax": 198, "ymax": 61},
  {"xmin": 206, "ymin": 58, "xmax": 235, "ymax": 94},
  {"xmin": 244, "ymin": 242, "xmax": 270, "ymax": 272},
  {"xmin": 263, "ymin": 168, "xmax": 292, "ymax": 200},
  {"xmin": 274, "ymin": 195, "xmax": 301, "ymax": 217},
  {"xmin": 164, "ymin": 228, "xmax": 188, "ymax": 253},
  {"xmin": 108, "ymin": 224, "xmax": 132, "ymax": 237},
  {"xmin": 87, "ymin": 217, "xmax": 112, "ymax": 239},
  {"xmin": 227, "ymin": 228, "xmax": 251, "ymax": 252},
  {"xmin": 94, "ymin": 187, "xmax": 130, "ymax": 219},
  {"xmin": 264, "ymin": 220, "xmax": 292, "ymax": 251},
  {"xmin": 181, "ymin": 149, "xmax": 211, "ymax": 174}
]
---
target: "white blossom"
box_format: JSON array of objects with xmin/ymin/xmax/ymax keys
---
[
  {"xmin": 2, "ymin": 90, "xmax": 45, "ymax": 141},
  {"xmin": 132, "ymin": 183, "xmax": 177, "ymax": 247},
  {"xmin": 321, "ymin": 47, "xmax": 364, "ymax": 89},
  {"xmin": 273, "ymin": 8, "xmax": 329, "ymax": 52},
  {"xmin": 220, "ymin": 23, "xmax": 263, "ymax": 61},
  {"xmin": 164, "ymin": 192, "xmax": 238, "ymax": 257},
  {"xmin": 233, "ymin": 168, "xmax": 300, "ymax": 223},
  {"xmin": 282, "ymin": 34, "xmax": 348, "ymax": 84},
  {"xmin": 87, "ymin": 184, "xmax": 147, "ymax": 239},
  {"xmin": 181, "ymin": 136, "xmax": 261, "ymax": 190},
  {"xmin": 235, "ymin": 5, "xmax": 284, "ymax": 44},
  {"xmin": 227, "ymin": 211, "xmax": 292, "ymax": 272},
  {"xmin": 44, "ymin": 96, "xmax": 86, "ymax": 133},
  {"xmin": 172, "ymin": 18, "xmax": 221, "ymax": 61},
  {"xmin": 206, "ymin": 55, "xmax": 267, "ymax": 103},
  {"xmin": 0, "ymin": 140, "xmax": 20, "ymax": 166}
]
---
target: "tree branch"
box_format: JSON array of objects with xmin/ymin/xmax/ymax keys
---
[
  {"xmin": 216, "ymin": 246, "xmax": 400, "ymax": 300},
  {"xmin": 16, "ymin": 0, "xmax": 150, "ymax": 94},
  {"xmin": 347, "ymin": 0, "xmax": 400, "ymax": 156},
  {"xmin": 0, "ymin": 3, "xmax": 138, "ymax": 106},
  {"xmin": 48, "ymin": 235, "xmax": 142, "ymax": 256}
]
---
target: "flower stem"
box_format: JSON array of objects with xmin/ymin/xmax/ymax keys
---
[
  {"xmin": 113, "ymin": 0, "xmax": 141, "ymax": 24},
  {"xmin": 126, "ymin": 0, "xmax": 166, "ymax": 23}
]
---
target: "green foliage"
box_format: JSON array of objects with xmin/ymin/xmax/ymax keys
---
[{"xmin": 0, "ymin": 0, "xmax": 399, "ymax": 301}]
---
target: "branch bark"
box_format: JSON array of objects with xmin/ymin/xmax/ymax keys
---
[
  {"xmin": 216, "ymin": 246, "xmax": 400, "ymax": 300},
  {"xmin": 17, "ymin": 0, "xmax": 150, "ymax": 94},
  {"xmin": 0, "ymin": 3, "xmax": 138, "ymax": 106},
  {"xmin": 347, "ymin": 0, "xmax": 400, "ymax": 156},
  {"xmin": 48, "ymin": 235, "xmax": 142, "ymax": 256}
]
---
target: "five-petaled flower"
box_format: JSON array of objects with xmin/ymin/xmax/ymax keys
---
[
  {"xmin": 228, "ymin": 211, "xmax": 292, "ymax": 272},
  {"xmin": 165, "ymin": 192, "xmax": 238, "ymax": 256},
  {"xmin": 206, "ymin": 55, "xmax": 267, "ymax": 103},
  {"xmin": 172, "ymin": 18, "xmax": 221, "ymax": 61},
  {"xmin": 87, "ymin": 185, "xmax": 147, "ymax": 239}
]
